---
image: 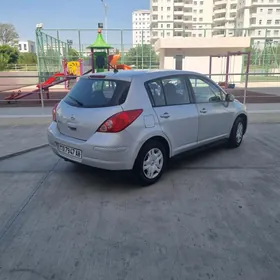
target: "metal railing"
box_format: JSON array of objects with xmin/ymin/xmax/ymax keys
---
[{"xmin": 0, "ymin": 72, "xmax": 279, "ymax": 108}]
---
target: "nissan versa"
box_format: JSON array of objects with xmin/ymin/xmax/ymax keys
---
[{"xmin": 48, "ymin": 70, "xmax": 247, "ymax": 186}]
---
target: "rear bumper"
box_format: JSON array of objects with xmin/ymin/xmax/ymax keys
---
[{"xmin": 47, "ymin": 122, "xmax": 136, "ymax": 170}]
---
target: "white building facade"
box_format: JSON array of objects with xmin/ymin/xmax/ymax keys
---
[
  {"xmin": 132, "ymin": 10, "xmax": 151, "ymax": 46},
  {"xmin": 235, "ymin": 0, "xmax": 280, "ymax": 44},
  {"xmin": 212, "ymin": 0, "xmax": 238, "ymax": 37},
  {"xmin": 18, "ymin": 40, "xmax": 35, "ymax": 53},
  {"xmin": 148, "ymin": 0, "xmax": 280, "ymax": 42},
  {"xmin": 150, "ymin": 0, "xmax": 213, "ymax": 44}
]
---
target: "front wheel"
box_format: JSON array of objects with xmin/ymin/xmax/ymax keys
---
[
  {"xmin": 133, "ymin": 140, "xmax": 167, "ymax": 186},
  {"xmin": 228, "ymin": 117, "xmax": 245, "ymax": 148}
]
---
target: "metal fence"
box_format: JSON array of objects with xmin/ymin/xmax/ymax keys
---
[
  {"xmin": 0, "ymin": 72, "xmax": 279, "ymax": 108},
  {"xmin": 35, "ymin": 27, "xmax": 280, "ymax": 80}
]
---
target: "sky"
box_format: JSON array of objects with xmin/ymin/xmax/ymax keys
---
[{"xmin": 1, "ymin": 0, "xmax": 149, "ymax": 49}]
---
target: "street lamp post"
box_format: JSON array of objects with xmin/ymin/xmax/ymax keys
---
[{"xmin": 101, "ymin": 0, "xmax": 108, "ymax": 42}]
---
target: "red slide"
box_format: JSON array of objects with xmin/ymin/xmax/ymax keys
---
[{"xmin": 5, "ymin": 73, "xmax": 75, "ymax": 101}]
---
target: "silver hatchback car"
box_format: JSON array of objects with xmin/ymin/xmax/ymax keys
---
[{"xmin": 48, "ymin": 70, "xmax": 247, "ymax": 185}]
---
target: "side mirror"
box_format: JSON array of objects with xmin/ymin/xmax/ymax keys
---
[{"xmin": 225, "ymin": 93, "xmax": 235, "ymax": 102}]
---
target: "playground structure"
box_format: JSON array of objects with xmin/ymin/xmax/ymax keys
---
[
  {"xmin": 209, "ymin": 51, "xmax": 251, "ymax": 103},
  {"xmin": 5, "ymin": 28, "xmax": 131, "ymax": 102}
]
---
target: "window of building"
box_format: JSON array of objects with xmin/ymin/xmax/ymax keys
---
[
  {"xmin": 259, "ymin": 20, "xmax": 262, "ymax": 24},
  {"xmin": 268, "ymin": 9, "xmax": 273, "ymax": 14},
  {"xmin": 267, "ymin": 20, "xmax": 272, "ymax": 24},
  {"xmin": 167, "ymin": 7, "xmax": 171, "ymax": 11},
  {"xmin": 18, "ymin": 44, "xmax": 22, "ymax": 51},
  {"xmin": 161, "ymin": 7, "xmax": 163, "ymax": 11},
  {"xmin": 275, "ymin": 20, "xmax": 280, "ymax": 24},
  {"xmin": 199, "ymin": 18, "xmax": 203, "ymax": 21},
  {"xmin": 167, "ymin": 24, "xmax": 170, "ymax": 28},
  {"xmin": 274, "ymin": 30, "xmax": 279, "ymax": 35},
  {"xmin": 277, "ymin": 8, "xmax": 280, "ymax": 13},
  {"xmin": 200, "ymin": 9, "xmax": 203, "ymax": 13},
  {"xmin": 258, "ymin": 30, "xmax": 261, "ymax": 35},
  {"xmin": 24, "ymin": 44, "xmax": 27, "ymax": 50}
]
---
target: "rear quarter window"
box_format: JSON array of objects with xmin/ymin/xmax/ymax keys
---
[{"xmin": 63, "ymin": 78, "xmax": 130, "ymax": 108}]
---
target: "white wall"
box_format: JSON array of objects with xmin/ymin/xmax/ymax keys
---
[
  {"xmin": 161, "ymin": 50, "xmax": 243, "ymax": 83},
  {"xmin": 18, "ymin": 41, "xmax": 35, "ymax": 53}
]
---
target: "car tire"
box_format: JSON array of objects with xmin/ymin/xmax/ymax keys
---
[
  {"xmin": 228, "ymin": 117, "xmax": 245, "ymax": 148},
  {"xmin": 133, "ymin": 140, "xmax": 167, "ymax": 186}
]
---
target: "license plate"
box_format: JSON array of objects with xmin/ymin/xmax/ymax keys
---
[{"xmin": 58, "ymin": 144, "xmax": 82, "ymax": 159}]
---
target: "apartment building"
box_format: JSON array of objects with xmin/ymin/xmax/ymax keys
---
[
  {"xmin": 132, "ymin": 10, "xmax": 151, "ymax": 46},
  {"xmin": 150, "ymin": 0, "xmax": 213, "ymax": 43},
  {"xmin": 18, "ymin": 40, "xmax": 36, "ymax": 53},
  {"xmin": 235, "ymin": 0, "xmax": 280, "ymax": 43},
  {"xmin": 212, "ymin": 0, "xmax": 238, "ymax": 37}
]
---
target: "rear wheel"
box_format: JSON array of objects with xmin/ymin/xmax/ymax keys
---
[
  {"xmin": 133, "ymin": 140, "xmax": 167, "ymax": 186},
  {"xmin": 228, "ymin": 117, "xmax": 245, "ymax": 148}
]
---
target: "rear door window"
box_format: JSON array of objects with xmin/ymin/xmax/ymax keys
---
[{"xmin": 64, "ymin": 78, "xmax": 130, "ymax": 108}]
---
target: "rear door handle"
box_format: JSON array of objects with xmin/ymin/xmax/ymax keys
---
[
  {"xmin": 200, "ymin": 108, "xmax": 207, "ymax": 114},
  {"xmin": 160, "ymin": 112, "xmax": 170, "ymax": 119}
]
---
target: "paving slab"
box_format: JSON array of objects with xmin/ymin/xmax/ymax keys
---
[
  {"xmin": 0, "ymin": 124, "xmax": 279, "ymax": 280},
  {"xmin": 0, "ymin": 125, "xmax": 49, "ymax": 158}
]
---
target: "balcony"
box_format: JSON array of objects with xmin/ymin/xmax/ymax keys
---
[
  {"xmin": 213, "ymin": 0, "xmax": 227, "ymax": 6},
  {"xmin": 184, "ymin": 3, "xmax": 193, "ymax": 8},
  {"xmin": 174, "ymin": 10, "xmax": 184, "ymax": 15},
  {"xmin": 183, "ymin": 17, "xmax": 193, "ymax": 22},
  {"xmin": 250, "ymin": 12, "xmax": 257, "ymax": 18},
  {"xmin": 174, "ymin": 1, "xmax": 184, "ymax": 7},
  {"xmin": 213, "ymin": 8, "xmax": 227, "ymax": 15},
  {"xmin": 213, "ymin": 16, "xmax": 226, "ymax": 23}
]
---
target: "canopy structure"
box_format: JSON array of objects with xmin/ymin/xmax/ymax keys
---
[{"xmin": 87, "ymin": 29, "xmax": 113, "ymax": 50}]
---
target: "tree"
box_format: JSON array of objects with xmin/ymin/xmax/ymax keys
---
[
  {"xmin": 68, "ymin": 48, "xmax": 79, "ymax": 61},
  {"xmin": 18, "ymin": 52, "xmax": 37, "ymax": 64},
  {"xmin": 0, "ymin": 23, "xmax": 19, "ymax": 45},
  {"xmin": 0, "ymin": 45, "xmax": 19, "ymax": 64},
  {"xmin": 0, "ymin": 53, "xmax": 9, "ymax": 71},
  {"xmin": 123, "ymin": 45, "xmax": 159, "ymax": 69}
]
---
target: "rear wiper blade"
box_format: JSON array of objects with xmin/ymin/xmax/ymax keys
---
[{"xmin": 68, "ymin": 96, "xmax": 83, "ymax": 106}]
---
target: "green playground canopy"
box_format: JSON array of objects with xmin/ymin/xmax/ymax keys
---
[{"xmin": 87, "ymin": 30, "xmax": 113, "ymax": 49}]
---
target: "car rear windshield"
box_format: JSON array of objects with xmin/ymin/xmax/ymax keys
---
[{"xmin": 63, "ymin": 78, "xmax": 131, "ymax": 108}]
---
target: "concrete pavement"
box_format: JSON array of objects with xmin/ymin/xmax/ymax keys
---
[{"xmin": 0, "ymin": 123, "xmax": 280, "ymax": 280}]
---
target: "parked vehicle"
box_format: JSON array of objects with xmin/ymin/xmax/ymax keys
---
[{"xmin": 48, "ymin": 70, "xmax": 247, "ymax": 186}]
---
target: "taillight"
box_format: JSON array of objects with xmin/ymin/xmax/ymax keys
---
[
  {"xmin": 97, "ymin": 109, "xmax": 143, "ymax": 133},
  {"xmin": 52, "ymin": 103, "xmax": 58, "ymax": 122}
]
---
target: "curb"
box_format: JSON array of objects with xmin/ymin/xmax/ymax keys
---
[{"xmin": 0, "ymin": 144, "xmax": 49, "ymax": 161}]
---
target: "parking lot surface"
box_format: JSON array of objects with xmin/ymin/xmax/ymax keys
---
[{"xmin": 0, "ymin": 124, "xmax": 280, "ymax": 280}]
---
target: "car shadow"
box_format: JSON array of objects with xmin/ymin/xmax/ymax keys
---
[
  {"xmin": 64, "ymin": 140, "xmax": 228, "ymax": 189},
  {"xmin": 168, "ymin": 140, "xmax": 228, "ymax": 171}
]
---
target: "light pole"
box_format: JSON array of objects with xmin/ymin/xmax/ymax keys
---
[{"xmin": 101, "ymin": 0, "xmax": 108, "ymax": 42}]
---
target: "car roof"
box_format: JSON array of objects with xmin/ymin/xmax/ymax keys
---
[{"xmin": 82, "ymin": 69, "xmax": 206, "ymax": 82}]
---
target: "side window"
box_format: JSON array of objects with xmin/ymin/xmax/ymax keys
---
[
  {"xmin": 189, "ymin": 76, "xmax": 225, "ymax": 103},
  {"xmin": 161, "ymin": 76, "xmax": 190, "ymax": 105},
  {"xmin": 147, "ymin": 80, "xmax": 166, "ymax": 106}
]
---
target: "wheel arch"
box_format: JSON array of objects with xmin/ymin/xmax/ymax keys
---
[{"xmin": 134, "ymin": 134, "xmax": 172, "ymax": 167}]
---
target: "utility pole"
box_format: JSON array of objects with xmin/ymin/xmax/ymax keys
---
[{"xmin": 101, "ymin": 0, "xmax": 108, "ymax": 42}]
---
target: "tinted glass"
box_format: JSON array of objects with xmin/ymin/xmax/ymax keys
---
[
  {"xmin": 162, "ymin": 77, "xmax": 190, "ymax": 105},
  {"xmin": 64, "ymin": 78, "xmax": 130, "ymax": 108},
  {"xmin": 147, "ymin": 80, "xmax": 166, "ymax": 106},
  {"xmin": 189, "ymin": 76, "xmax": 225, "ymax": 103}
]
